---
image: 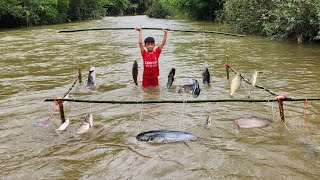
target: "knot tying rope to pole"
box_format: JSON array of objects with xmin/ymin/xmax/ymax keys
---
[
  {"xmin": 224, "ymin": 63, "xmax": 232, "ymax": 68},
  {"xmin": 275, "ymin": 94, "xmax": 287, "ymax": 100},
  {"xmin": 53, "ymin": 97, "xmax": 58, "ymax": 106}
]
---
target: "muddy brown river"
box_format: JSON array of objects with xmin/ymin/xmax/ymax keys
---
[{"xmin": 0, "ymin": 16, "xmax": 320, "ymax": 179}]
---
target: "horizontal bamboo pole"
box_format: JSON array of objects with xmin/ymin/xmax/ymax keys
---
[
  {"xmin": 44, "ymin": 98, "xmax": 320, "ymax": 104},
  {"xmin": 58, "ymin": 27, "xmax": 246, "ymax": 37}
]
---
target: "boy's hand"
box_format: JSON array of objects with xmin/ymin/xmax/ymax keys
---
[
  {"xmin": 163, "ymin": 28, "xmax": 168, "ymax": 33},
  {"xmin": 135, "ymin": 27, "xmax": 141, "ymax": 31}
]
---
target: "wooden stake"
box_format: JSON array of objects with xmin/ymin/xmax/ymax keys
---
[
  {"xmin": 277, "ymin": 98, "xmax": 285, "ymax": 123},
  {"xmin": 225, "ymin": 55, "xmax": 230, "ymax": 79},
  {"xmin": 78, "ymin": 67, "xmax": 82, "ymax": 83},
  {"xmin": 58, "ymin": 99, "xmax": 66, "ymax": 124}
]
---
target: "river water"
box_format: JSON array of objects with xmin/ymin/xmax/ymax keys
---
[{"xmin": 0, "ymin": 16, "xmax": 319, "ymax": 179}]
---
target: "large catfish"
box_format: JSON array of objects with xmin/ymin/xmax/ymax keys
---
[{"xmin": 136, "ymin": 130, "xmax": 202, "ymax": 143}]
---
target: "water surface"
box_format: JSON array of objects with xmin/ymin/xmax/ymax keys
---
[{"xmin": 0, "ymin": 16, "xmax": 320, "ymax": 179}]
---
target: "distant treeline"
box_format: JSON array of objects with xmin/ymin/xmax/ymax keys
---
[
  {"xmin": 0, "ymin": 0, "xmax": 154, "ymax": 27},
  {"xmin": 1, "ymin": 0, "xmax": 319, "ymax": 42}
]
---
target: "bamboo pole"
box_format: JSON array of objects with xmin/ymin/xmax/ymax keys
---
[
  {"xmin": 277, "ymin": 98, "xmax": 285, "ymax": 123},
  {"xmin": 44, "ymin": 98, "xmax": 320, "ymax": 104},
  {"xmin": 58, "ymin": 27, "xmax": 246, "ymax": 37},
  {"xmin": 78, "ymin": 67, "xmax": 82, "ymax": 84},
  {"xmin": 225, "ymin": 55, "xmax": 230, "ymax": 79},
  {"xmin": 57, "ymin": 99, "xmax": 66, "ymax": 123}
]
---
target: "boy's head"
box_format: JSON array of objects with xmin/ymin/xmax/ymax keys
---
[{"xmin": 144, "ymin": 37, "xmax": 155, "ymax": 52}]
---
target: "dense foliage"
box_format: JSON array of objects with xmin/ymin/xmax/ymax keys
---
[
  {"xmin": 0, "ymin": 0, "xmax": 152, "ymax": 27},
  {"xmin": 220, "ymin": 0, "xmax": 320, "ymax": 42},
  {"xmin": 146, "ymin": 0, "xmax": 172, "ymax": 18},
  {"xmin": 165, "ymin": 0, "xmax": 225, "ymax": 21}
]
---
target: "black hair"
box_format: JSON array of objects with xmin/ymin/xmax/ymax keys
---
[{"xmin": 144, "ymin": 37, "xmax": 155, "ymax": 45}]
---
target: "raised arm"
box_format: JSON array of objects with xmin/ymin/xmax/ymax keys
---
[
  {"xmin": 135, "ymin": 27, "xmax": 144, "ymax": 53},
  {"xmin": 159, "ymin": 28, "xmax": 168, "ymax": 50}
]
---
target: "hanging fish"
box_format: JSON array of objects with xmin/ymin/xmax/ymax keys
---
[
  {"xmin": 166, "ymin": 68, "xmax": 175, "ymax": 89},
  {"xmin": 56, "ymin": 118, "xmax": 70, "ymax": 131},
  {"xmin": 132, "ymin": 60, "xmax": 138, "ymax": 85},
  {"xmin": 230, "ymin": 73, "xmax": 241, "ymax": 97},
  {"xmin": 251, "ymin": 70, "xmax": 258, "ymax": 87},
  {"xmin": 76, "ymin": 113, "xmax": 93, "ymax": 135},
  {"xmin": 202, "ymin": 67, "xmax": 210, "ymax": 85},
  {"xmin": 205, "ymin": 116, "xmax": 212, "ymax": 129},
  {"xmin": 191, "ymin": 79, "xmax": 201, "ymax": 98},
  {"xmin": 85, "ymin": 66, "xmax": 96, "ymax": 89}
]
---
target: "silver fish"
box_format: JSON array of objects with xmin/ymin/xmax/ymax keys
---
[
  {"xmin": 136, "ymin": 130, "xmax": 202, "ymax": 143},
  {"xmin": 205, "ymin": 116, "xmax": 212, "ymax": 129},
  {"xmin": 132, "ymin": 60, "xmax": 138, "ymax": 85},
  {"xmin": 166, "ymin": 68, "xmax": 175, "ymax": 89},
  {"xmin": 202, "ymin": 67, "xmax": 210, "ymax": 85},
  {"xmin": 230, "ymin": 73, "xmax": 241, "ymax": 97},
  {"xmin": 76, "ymin": 113, "xmax": 93, "ymax": 135},
  {"xmin": 234, "ymin": 116, "xmax": 273, "ymax": 129},
  {"xmin": 85, "ymin": 66, "xmax": 96, "ymax": 88}
]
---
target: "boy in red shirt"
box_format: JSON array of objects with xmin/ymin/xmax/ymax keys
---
[{"xmin": 135, "ymin": 27, "xmax": 168, "ymax": 87}]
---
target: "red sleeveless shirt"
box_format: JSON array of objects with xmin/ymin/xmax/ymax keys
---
[{"xmin": 141, "ymin": 46, "xmax": 161, "ymax": 78}]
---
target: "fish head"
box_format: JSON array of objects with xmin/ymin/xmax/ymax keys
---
[
  {"xmin": 85, "ymin": 113, "xmax": 93, "ymax": 127},
  {"xmin": 192, "ymin": 89, "xmax": 201, "ymax": 98},
  {"xmin": 136, "ymin": 134, "xmax": 155, "ymax": 142}
]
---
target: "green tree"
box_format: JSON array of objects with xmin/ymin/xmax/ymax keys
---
[{"xmin": 167, "ymin": 0, "xmax": 225, "ymax": 21}]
